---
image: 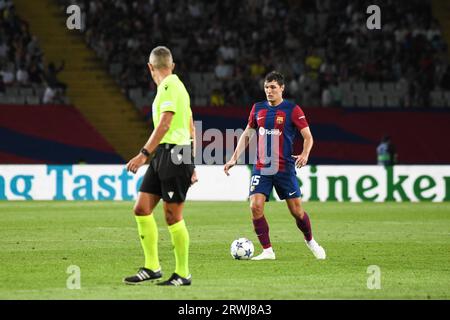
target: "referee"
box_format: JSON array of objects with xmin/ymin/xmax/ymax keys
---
[{"xmin": 124, "ymin": 46, "xmax": 197, "ymax": 286}]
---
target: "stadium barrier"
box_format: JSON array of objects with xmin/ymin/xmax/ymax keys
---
[{"xmin": 0, "ymin": 165, "xmax": 449, "ymax": 202}]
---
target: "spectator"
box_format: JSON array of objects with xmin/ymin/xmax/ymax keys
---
[
  {"xmin": 16, "ymin": 63, "xmax": 29, "ymax": 85},
  {"xmin": 321, "ymin": 85, "xmax": 332, "ymax": 107},
  {"xmin": 0, "ymin": 63, "xmax": 14, "ymax": 85},
  {"xmin": 45, "ymin": 61, "xmax": 66, "ymax": 92},
  {"xmin": 42, "ymin": 86, "xmax": 56, "ymax": 104},
  {"xmin": 210, "ymin": 88, "xmax": 225, "ymax": 107},
  {"xmin": 288, "ymin": 76, "xmax": 300, "ymax": 101},
  {"xmin": 28, "ymin": 61, "xmax": 44, "ymax": 84},
  {"xmin": 0, "ymin": 38, "xmax": 9, "ymax": 59},
  {"xmin": 305, "ymin": 48, "xmax": 322, "ymax": 79},
  {"xmin": 218, "ymin": 41, "xmax": 238, "ymax": 62},
  {"xmin": 376, "ymin": 135, "xmax": 397, "ymax": 166},
  {"xmin": 329, "ymin": 81, "xmax": 342, "ymax": 107},
  {"xmin": 214, "ymin": 57, "xmax": 233, "ymax": 80},
  {"xmin": 250, "ymin": 58, "xmax": 266, "ymax": 79}
]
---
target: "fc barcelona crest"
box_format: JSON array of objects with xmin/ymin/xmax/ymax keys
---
[{"xmin": 276, "ymin": 116, "xmax": 284, "ymax": 124}]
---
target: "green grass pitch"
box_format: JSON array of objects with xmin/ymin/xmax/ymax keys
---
[{"xmin": 0, "ymin": 201, "xmax": 449, "ymax": 299}]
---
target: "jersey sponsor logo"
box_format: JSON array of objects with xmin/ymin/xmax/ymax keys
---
[
  {"xmin": 258, "ymin": 127, "xmax": 265, "ymax": 135},
  {"xmin": 276, "ymin": 116, "xmax": 284, "ymax": 124},
  {"xmin": 258, "ymin": 127, "xmax": 282, "ymax": 136}
]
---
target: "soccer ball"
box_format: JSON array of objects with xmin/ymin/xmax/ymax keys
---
[{"xmin": 230, "ymin": 238, "xmax": 254, "ymax": 260}]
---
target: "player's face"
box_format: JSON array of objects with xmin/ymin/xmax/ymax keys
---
[{"xmin": 264, "ymin": 81, "xmax": 284, "ymax": 104}]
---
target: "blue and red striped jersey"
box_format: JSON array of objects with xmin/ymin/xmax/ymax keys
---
[{"xmin": 247, "ymin": 100, "xmax": 309, "ymax": 173}]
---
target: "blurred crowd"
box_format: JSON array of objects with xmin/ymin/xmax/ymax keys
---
[
  {"xmin": 60, "ymin": 0, "xmax": 449, "ymax": 107},
  {"xmin": 0, "ymin": 0, "xmax": 67, "ymax": 104}
]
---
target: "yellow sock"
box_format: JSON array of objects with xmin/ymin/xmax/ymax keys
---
[
  {"xmin": 168, "ymin": 219, "xmax": 190, "ymax": 278},
  {"xmin": 135, "ymin": 215, "xmax": 160, "ymax": 271}
]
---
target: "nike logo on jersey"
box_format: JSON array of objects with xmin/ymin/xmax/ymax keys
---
[
  {"xmin": 257, "ymin": 117, "xmax": 264, "ymax": 120},
  {"xmin": 298, "ymin": 116, "xmax": 305, "ymax": 119},
  {"xmin": 289, "ymin": 191, "xmax": 297, "ymax": 196}
]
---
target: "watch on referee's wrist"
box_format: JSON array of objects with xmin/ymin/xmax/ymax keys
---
[{"xmin": 140, "ymin": 148, "xmax": 151, "ymax": 158}]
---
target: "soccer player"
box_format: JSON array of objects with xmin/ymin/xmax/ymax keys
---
[
  {"xmin": 124, "ymin": 46, "xmax": 197, "ymax": 286},
  {"xmin": 224, "ymin": 71, "xmax": 326, "ymax": 260}
]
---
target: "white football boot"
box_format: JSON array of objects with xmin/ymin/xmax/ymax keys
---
[
  {"xmin": 251, "ymin": 247, "xmax": 276, "ymax": 260},
  {"xmin": 305, "ymin": 239, "xmax": 326, "ymax": 260}
]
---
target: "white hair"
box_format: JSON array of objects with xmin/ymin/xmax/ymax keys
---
[{"xmin": 149, "ymin": 46, "xmax": 173, "ymax": 69}]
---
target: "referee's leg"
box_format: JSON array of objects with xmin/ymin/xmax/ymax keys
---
[
  {"xmin": 134, "ymin": 192, "xmax": 160, "ymax": 216},
  {"xmin": 161, "ymin": 201, "xmax": 191, "ymax": 282},
  {"xmin": 133, "ymin": 192, "xmax": 161, "ymax": 272},
  {"xmin": 157, "ymin": 157, "xmax": 193, "ymax": 285},
  {"xmin": 123, "ymin": 192, "xmax": 162, "ymax": 284}
]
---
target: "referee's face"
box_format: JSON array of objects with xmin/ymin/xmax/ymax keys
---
[{"xmin": 264, "ymin": 81, "xmax": 284, "ymax": 105}]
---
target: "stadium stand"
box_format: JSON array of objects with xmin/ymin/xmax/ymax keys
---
[
  {"xmin": 57, "ymin": 0, "xmax": 450, "ymax": 110},
  {"xmin": 13, "ymin": 0, "xmax": 150, "ymax": 161},
  {"xmin": 0, "ymin": 1, "xmax": 69, "ymax": 105}
]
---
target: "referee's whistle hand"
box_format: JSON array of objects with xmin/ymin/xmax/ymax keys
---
[
  {"xmin": 126, "ymin": 153, "xmax": 147, "ymax": 174},
  {"xmin": 191, "ymin": 169, "xmax": 198, "ymax": 185}
]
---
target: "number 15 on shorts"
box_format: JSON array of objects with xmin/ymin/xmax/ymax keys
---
[{"xmin": 250, "ymin": 175, "xmax": 260, "ymax": 192}]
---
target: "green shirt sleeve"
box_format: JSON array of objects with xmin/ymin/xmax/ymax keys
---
[{"xmin": 159, "ymin": 83, "xmax": 177, "ymax": 114}]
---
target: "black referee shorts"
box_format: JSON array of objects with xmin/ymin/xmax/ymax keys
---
[{"xmin": 139, "ymin": 144, "xmax": 195, "ymax": 203}]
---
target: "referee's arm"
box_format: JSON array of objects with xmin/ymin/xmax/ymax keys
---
[
  {"xmin": 189, "ymin": 115, "xmax": 198, "ymax": 184},
  {"xmin": 190, "ymin": 115, "xmax": 196, "ymax": 159},
  {"xmin": 126, "ymin": 111, "xmax": 173, "ymax": 174}
]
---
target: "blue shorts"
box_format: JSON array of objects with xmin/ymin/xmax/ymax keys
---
[{"xmin": 249, "ymin": 170, "xmax": 302, "ymax": 201}]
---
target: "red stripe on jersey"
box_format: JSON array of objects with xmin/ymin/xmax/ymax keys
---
[
  {"xmin": 274, "ymin": 110, "xmax": 287, "ymax": 172},
  {"xmin": 256, "ymin": 109, "xmax": 268, "ymax": 170},
  {"xmin": 292, "ymin": 105, "xmax": 309, "ymax": 130},
  {"xmin": 256, "ymin": 108, "xmax": 268, "ymax": 128}
]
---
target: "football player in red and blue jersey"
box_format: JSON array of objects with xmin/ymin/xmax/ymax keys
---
[{"xmin": 224, "ymin": 71, "xmax": 326, "ymax": 260}]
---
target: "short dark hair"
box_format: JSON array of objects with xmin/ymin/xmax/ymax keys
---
[{"xmin": 264, "ymin": 71, "xmax": 285, "ymax": 86}]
